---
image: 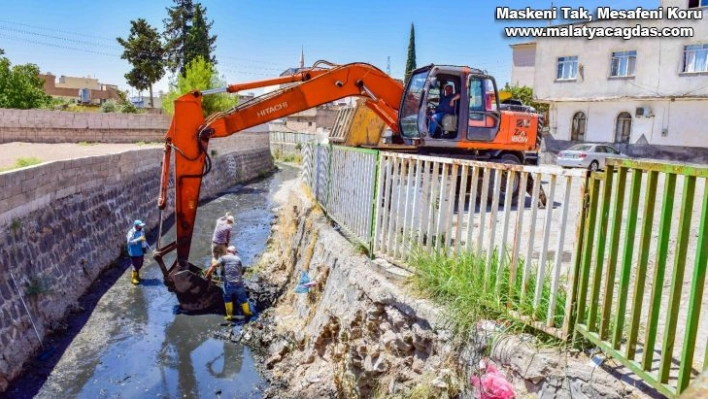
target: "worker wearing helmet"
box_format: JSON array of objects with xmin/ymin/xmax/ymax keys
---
[
  {"xmin": 126, "ymin": 219, "xmax": 149, "ymax": 285},
  {"xmin": 429, "ymin": 84, "xmax": 461, "ymax": 137},
  {"xmin": 204, "ymin": 245, "xmax": 251, "ymax": 321}
]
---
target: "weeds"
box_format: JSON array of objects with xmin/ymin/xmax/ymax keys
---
[
  {"xmin": 0, "ymin": 157, "xmax": 43, "ymax": 172},
  {"xmin": 272, "ymin": 148, "xmax": 302, "ymax": 164},
  {"xmin": 10, "ymin": 218, "xmax": 21, "ymax": 233},
  {"xmin": 25, "ymin": 275, "xmax": 53, "ymax": 297},
  {"xmin": 408, "ymin": 245, "xmax": 566, "ymax": 344}
]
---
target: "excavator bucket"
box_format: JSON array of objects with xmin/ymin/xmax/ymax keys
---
[{"xmin": 167, "ymin": 260, "xmax": 225, "ymax": 314}]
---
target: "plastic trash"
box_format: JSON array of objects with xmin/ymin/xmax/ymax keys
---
[
  {"xmin": 470, "ymin": 360, "xmax": 515, "ymax": 399},
  {"xmin": 294, "ymin": 271, "xmax": 315, "ymax": 293}
]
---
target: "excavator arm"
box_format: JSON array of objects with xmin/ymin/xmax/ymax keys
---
[{"xmin": 152, "ymin": 61, "xmax": 402, "ymax": 312}]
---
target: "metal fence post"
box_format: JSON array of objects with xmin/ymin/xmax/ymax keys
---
[{"xmin": 369, "ymin": 150, "xmax": 382, "ymax": 257}]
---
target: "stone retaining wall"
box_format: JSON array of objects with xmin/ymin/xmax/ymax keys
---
[
  {"xmin": 245, "ymin": 181, "xmax": 639, "ymax": 398},
  {"xmin": 0, "ymin": 132, "xmax": 274, "ymax": 392},
  {"xmin": 0, "ymin": 109, "xmax": 171, "ymax": 144}
]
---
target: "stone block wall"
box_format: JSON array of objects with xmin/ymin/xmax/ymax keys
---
[
  {"xmin": 0, "ymin": 132, "xmax": 274, "ymax": 391},
  {"xmin": 0, "ymin": 109, "xmax": 171, "ymax": 143}
]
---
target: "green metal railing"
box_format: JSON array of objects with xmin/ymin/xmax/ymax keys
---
[
  {"xmin": 574, "ymin": 158, "xmax": 708, "ymax": 398},
  {"xmin": 299, "ymin": 144, "xmax": 708, "ymax": 397}
]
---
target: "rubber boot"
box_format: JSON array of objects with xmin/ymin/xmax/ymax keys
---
[
  {"xmin": 241, "ymin": 302, "xmax": 253, "ymax": 317},
  {"xmin": 131, "ymin": 270, "xmax": 140, "ymax": 285},
  {"xmin": 224, "ymin": 302, "xmax": 234, "ymax": 321}
]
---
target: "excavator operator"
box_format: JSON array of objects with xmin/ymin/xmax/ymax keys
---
[{"xmin": 428, "ymin": 84, "xmax": 460, "ymax": 137}]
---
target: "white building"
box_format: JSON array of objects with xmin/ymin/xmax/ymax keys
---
[{"xmin": 512, "ymin": 0, "xmax": 708, "ymax": 160}]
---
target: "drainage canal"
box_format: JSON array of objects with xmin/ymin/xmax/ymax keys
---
[{"xmin": 5, "ymin": 165, "xmax": 299, "ymax": 399}]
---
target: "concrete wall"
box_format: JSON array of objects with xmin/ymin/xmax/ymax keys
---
[
  {"xmin": 0, "ymin": 109, "xmax": 171, "ymax": 143},
  {"xmin": 510, "ymin": 43, "xmax": 537, "ymax": 88},
  {"xmin": 0, "ymin": 132, "xmax": 274, "ymax": 392}
]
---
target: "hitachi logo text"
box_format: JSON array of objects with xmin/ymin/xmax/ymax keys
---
[{"xmin": 256, "ymin": 102, "xmax": 288, "ymax": 118}]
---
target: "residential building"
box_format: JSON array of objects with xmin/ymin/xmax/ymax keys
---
[
  {"xmin": 40, "ymin": 73, "xmax": 122, "ymax": 105},
  {"xmin": 512, "ymin": 0, "xmax": 708, "ymax": 161}
]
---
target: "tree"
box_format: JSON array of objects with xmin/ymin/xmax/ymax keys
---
[
  {"xmin": 162, "ymin": 56, "xmax": 236, "ymax": 116},
  {"xmin": 185, "ymin": 4, "xmax": 216, "ymax": 68},
  {"xmin": 501, "ymin": 83, "xmax": 549, "ymax": 114},
  {"xmin": 0, "ymin": 49, "xmax": 52, "ymax": 109},
  {"xmin": 404, "ymin": 23, "xmax": 417, "ymax": 83},
  {"xmin": 117, "ymin": 19, "xmax": 165, "ymax": 108},
  {"xmin": 163, "ymin": 0, "xmax": 216, "ymax": 76}
]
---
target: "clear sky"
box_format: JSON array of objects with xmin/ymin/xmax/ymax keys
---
[{"xmin": 0, "ymin": 0, "xmax": 657, "ymax": 98}]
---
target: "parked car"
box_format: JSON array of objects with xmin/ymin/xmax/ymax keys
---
[{"xmin": 556, "ymin": 143, "xmax": 629, "ymax": 171}]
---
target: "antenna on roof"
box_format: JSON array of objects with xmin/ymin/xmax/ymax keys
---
[{"xmin": 387, "ymin": 56, "xmax": 391, "ymax": 75}]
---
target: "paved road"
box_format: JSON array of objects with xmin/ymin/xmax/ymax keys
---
[{"xmin": 0, "ymin": 142, "xmax": 162, "ymax": 169}]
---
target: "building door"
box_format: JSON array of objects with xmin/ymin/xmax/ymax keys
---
[
  {"xmin": 571, "ymin": 112, "xmax": 586, "ymax": 141},
  {"xmin": 615, "ymin": 112, "xmax": 632, "ymax": 143}
]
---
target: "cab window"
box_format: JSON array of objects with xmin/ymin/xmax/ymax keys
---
[
  {"xmin": 466, "ymin": 76, "xmax": 500, "ymax": 141},
  {"xmin": 399, "ymin": 70, "xmax": 428, "ymax": 138}
]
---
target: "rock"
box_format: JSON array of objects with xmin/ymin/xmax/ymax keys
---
[
  {"xmin": 382, "ymin": 330, "xmax": 413, "ymax": 353},
  {"xmin": 411, "ymin": 355, "xmax": 425, "ymax": 374},
  {"xmin": 385, "ymin": 307, "xmax": 407, "ymax": 330},
  {"xmin": 364, "ymin": 354, "xmax": 388, "ymax": 373},
  {"xmin": 266, "ymin": 354, "xmax": 282, "ymax": 369},
  {"xmin": 269, "ymin": 339, "xmax": 290, "ymax": 357}
]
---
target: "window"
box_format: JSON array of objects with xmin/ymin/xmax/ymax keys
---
[
  {"xmin": 605, "ymin": 146, "xmax": 621, "ymax": 155},
  {"xmin": 615, "ymin": 112, "xmax": 632, "ymax": 143},
  {"xmin": 568, "ymin": 144, "xmax": 593, "ymax": 151},
  {"xmin": 610, "ymin": 51, "xmax": 636, "ymax": 77},
  {"xmin": 466, "ymin": 76, "xmax": 500, "ymax": 141},
  {"xmin": 571, "ymin": 112, "xmax": 586, "ymax": 141},
  {"xmin": 688, "ymin": 0, "xmax": 708, "ymax": 8},
  {"xmin": 399, "ymin": 69, "xmax": 428, "ymax": 138},
  {"xmin": 683, "ymin": 44, "xmax": 708, "ymax": 73},
  {"xmin": 556, "ymin": 56, "xmax": 578, "ymax": 80}
]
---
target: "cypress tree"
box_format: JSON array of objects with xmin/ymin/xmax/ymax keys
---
[{"xmin": 405, "ymin": 23, "xmax": 417, "ymax": 83}]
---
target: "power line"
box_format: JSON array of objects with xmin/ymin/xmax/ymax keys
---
[
  {"xmin": 0, "ymin": 33, "xmax": 122, "ymax": 58},
  {"xmin": 0, "ymin": 19, "xmax": 117, "ymax": 42},
  {"xmin": 0, "ymin": 25, "xmax": 123, "ymax": 51}
]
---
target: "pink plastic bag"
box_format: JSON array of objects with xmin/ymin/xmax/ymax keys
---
[{"xmin": 470, "ymin": 360, "xmax": 515, "ymax": 399}]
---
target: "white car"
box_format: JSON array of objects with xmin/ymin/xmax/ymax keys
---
[{"xmin": 556, "ymin": 144, "xmax": 629, "ymax": 172}]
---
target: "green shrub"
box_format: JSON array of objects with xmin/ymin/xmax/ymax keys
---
[
  {"xmin": 100, "ymin": 100, "xmax": 118, "ymax": 113},
  {"xmin": 120, "ymin": 101, "xmax": 138, "ymax": 113}
]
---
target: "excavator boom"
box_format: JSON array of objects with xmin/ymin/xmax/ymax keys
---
[{"xmin": 153, "ymin": 62, "xmax": 402, "ymax": 312}]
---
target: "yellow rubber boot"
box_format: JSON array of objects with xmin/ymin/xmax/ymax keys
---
[
  {"xmin": 241, "ymin": 302, "xmax": 253, "ymax": 317},
  {"xmin": 224, "ymin": 302, "xmax": 234, "ymax": 321},
  {"xmin": 131, "ymin": 271, "xmax": 140, "ymax": 285}
]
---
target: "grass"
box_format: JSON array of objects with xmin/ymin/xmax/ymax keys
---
[
  {"xmin": 408, "ymin": 244, "xmax": 567, "ymax": 343},
  {"xmin": 78, "ymin": 141, "xmax": 97, "ymax": 146},
  {"xmin": 0, "ymin": 157, "xmax": 43, "ymax": 172}
]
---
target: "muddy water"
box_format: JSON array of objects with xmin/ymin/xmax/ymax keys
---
[{"xmin": 5, "ymin": 164, "xmax": 298, "ymax": 399}]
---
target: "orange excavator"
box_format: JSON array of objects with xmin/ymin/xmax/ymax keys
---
[{"xmin": 152, "ymin": 60, "xmax": 544, "ymax": 312}]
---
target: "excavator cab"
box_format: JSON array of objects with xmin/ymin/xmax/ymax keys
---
[{"xmin": 398, "ymin": 65, "xmax": 501, "ymax": 148}]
